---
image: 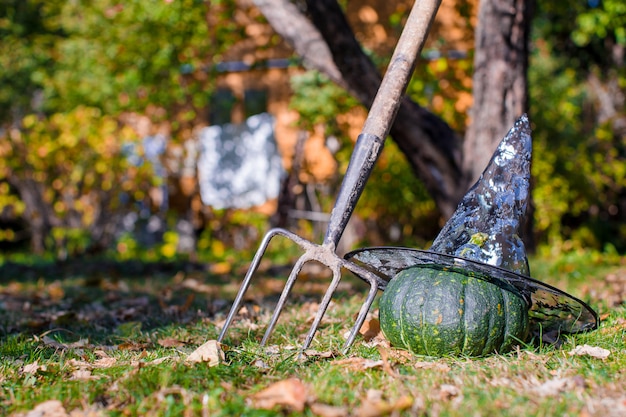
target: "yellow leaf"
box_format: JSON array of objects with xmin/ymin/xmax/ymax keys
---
[
  {"xmin": 185, "ymin": 340, "xmax": 224, "ymax": 366},
  {"xmin": 250, "ymin": 378, "xmax": 308, "ymax": 412}
]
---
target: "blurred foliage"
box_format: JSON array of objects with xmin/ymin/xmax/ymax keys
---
[
  {"xmin": 407, "ymin": 55, "xmax": 473, "ymax": 133},
  {"xmin": 530, "ymin": 1, "xmax": 626, "ymax": 254},
  {"xmin": 0, "ymin": 0, "xmax": 54, "ymax": 123},
  {"xmin": 0, "ymin": 0, "xmax": 242, "ymax": 127},
  {"xmin": 289, "ymin": 71, "xmax": 360, "ymax": 134},
  {"xmin": 0, "ymin": 0, "xmax": 244, "ymax": 256},
  {"xmin": 572, "ymin": 0, "xmax": 626, "ymax": 47},
  {"xmin": 0, "ymin": 107, "xmax": 156, "ymax": 256},
  {"xmin": 1, "ymin": 0, "xmax": 625, "ymax": 260}
]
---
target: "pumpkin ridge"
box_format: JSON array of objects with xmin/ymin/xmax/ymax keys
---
[
  {"xmin": 499, "ymin": 288, "xmax": 510, "ymax": 347},
  {"xmin": 461, "ymin": 275, "xmax": 468, "ymax": 354},
  {"xmin": 413, "ymin": 279, "xmax": 430, "ymax": 356},
  {"xmin": 485, "ymin": 280, "xmax": 500, "ymax": 355},
  {"xmin": 397, "ymin": 273, "xmax": 410, "ymax": 351}
]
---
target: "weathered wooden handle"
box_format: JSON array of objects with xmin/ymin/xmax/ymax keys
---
[{"xmin": 324, "ymin": 0, "xmax": 442, "ymax": 249}]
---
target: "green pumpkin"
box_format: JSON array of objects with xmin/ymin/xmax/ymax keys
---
[{"xmin": 379, "ymin": 265, "xmax": 530, "ymax": 357}]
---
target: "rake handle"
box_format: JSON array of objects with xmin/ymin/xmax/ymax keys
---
[{"xmin": 323, "ymin": 0, "xmax": 442, "ymax": 249}]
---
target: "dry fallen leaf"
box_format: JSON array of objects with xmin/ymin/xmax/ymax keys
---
[
  {"xmin": 252, "ymin": 359, "xmax": 270, "ymax": 369},
  {"xmin": 42, "ymin": 335, "xmax": 68, "ymax": 350},
  {"xmin": 67, "ymin": 359, "xmax": 93, "ymax": 369},
  {"xmin": 439, "ymin": 384, "xmax": 460, "ymax": 401},
  {"xmin": 309, "ymin": 402, "xmax": 349, "ymax": 417},
  {"xmin": 158, "ymin": 337, "xmax": 186, "ymax": 348},
  {"xmin": 93, "ymin": 357, "xmax": 117, "ymax": 369},
  {"xmin": 117, "ymin": 341, "xmax": 150, "ymax": 351},
  {"xmin": 377, "ymin": 345, "xmax": 400, "ymax": 378},
  {"xmin": 568, "ymin": 344, "xmax": 611, "ymax": 359},
  {"xmin": 359, "ymin": 317, "xmax": 381, "ymax": 342},
  {"xmin": 332, "ymin": 357, "xmax": 383, "ymax": 371},
  {"xmin": 24, "ymin": 400, "xmax": 69, "ymax": 417},
  {"xmin": 533, "ymin": 376, "xmax": 586, "ymax": 397},
  {"xmin": 70, "ymin": 369, "xmax": 101, "ymax": 381},
  {"xmin": 353, "ymin": 390, "xmax": 413, "ymax": 417},
  {"xmin": 67, "ymin": 405, "xmax": 105, "ymax": 417},
  {"xmin": 302, "ymin": 349, "xmax": 335, "ymax": 359},
  {"xmin": 413, "ymin": 361, "xmax": 451, "ymax": 373},
  {"xmin": 249, "ymin": 378, "xmax": 308, "ymax": 412},
  {"xmin": 185, "ymin": 340, "xmax": 224, "ymax": 366},
  {"xmin": 22, "ymin": 361, "xmax": 44, "ymax": 375}
]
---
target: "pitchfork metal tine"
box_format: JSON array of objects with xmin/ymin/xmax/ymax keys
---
[
  {"xmin": 217, "ymin": 228, "xmax": 285, "ymax": 343},
  {"xmin": 342, "ymin": 276, "xmax": 379, "ymax": 353},
  {"xmin": 260, "ymin": 253, "xmax": 309, "ymax": 346},
  {"xmin": 300, "ymin": 263, "xmax": 343, "ymax": 351}
]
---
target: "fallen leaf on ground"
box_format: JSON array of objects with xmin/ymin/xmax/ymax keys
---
[
  {"xmin": 413, "ymin": 361, "xmax": 451, "ymax": 373},
  {"xmin": 252, "ymin": 359, "xmax": 269, "ymax": 369},
  {"xmin": 84, "ymin": 350, "xmax": 117, "ymax": 368},
  {"xmin": 158, "ymin": 337, "xmax": 186, "ymax": 348},
  {"xmin": 23, "ymin": 400, "xmax": 68, "ymax": 417},
  {"xmin": 569, "ymin": 344, "xmax": 611, "ymax": 359},
  {"xmin": 117, "ymin": 341, "xmax": 149, "ymax": 351},
  {"xmin": 67, "ymin": 359, "xmax": 92, "ymax": 369},
  {"xmin": 377, "ymin": 345, "xmax": 399, "ymax": 378},
  {"xmin": 309, "ymin": 402, "xmax": 348, "ymax": 417},
  {"xmin": 42, "ymin": 335, "xmax": 68, "ymax": 350},
  {"xmin": 353, "ymin": 390, "xmax": 412, "ymax": 417},
  {"xmin": 180, "ymin": 278, "xmax": 217, "ymax": 294},
  {"xmin": 439, "ymin": 384, "xmax": 460, "ymax": 401},
  {"xmin": 66, "ymin": 339, "xmax": 90, "ymax": 349},
  {"xmin": 93, "ymin": 357, "xmax": 117, "ymax": 368},
  {"xmin": 68, "ymin": 405, "xmax": 105, "ymax": 417},
  {"xmin": 249, "ymin": 378, "xmax": 308, "ymax": 412},
  {"xmin": 302, "ymin": 349, "xmax": 335, "ymax": 359},
  {"xmin": 70, "ymin": 369, "xmax": 101, "ymax": 381},
  {"xmin": 332, "ymin": 357, "xmax": 383, "ymax": 371},
  {"xmin": 22, "ymin": 361, "xmax": 44, "ymax": 375},
  {"xmin": 185, "ymin": 340, "xmax": 224, "ymax": 366},
  {"xmin": 533, "ymin": 376, "xmax": 586, "ymax": 397},
  {"xmin": 359, "ymin": 317, "xmax": 381, "ymax": 342}
]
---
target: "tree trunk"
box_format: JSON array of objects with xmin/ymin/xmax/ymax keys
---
[
  {"xmin": 253, "ymin": 0, "xmax": 531, "ymax": 221},
  {"xmin": 463, "ymin": 0, "xmax": 532, "ymax": 186}
]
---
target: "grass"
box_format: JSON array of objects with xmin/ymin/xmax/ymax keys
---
[{"xmin": 0, "ymin": 252, "xmax": 625, "ymax": 416}]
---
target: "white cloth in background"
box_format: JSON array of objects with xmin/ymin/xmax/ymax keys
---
[{"xmin": 197, "ymin": 113, "xmax": 284, "ymax": 209}]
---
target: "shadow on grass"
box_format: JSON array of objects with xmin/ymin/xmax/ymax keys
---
[{"xmin": 0, "ymin": 257, "xmax": 369, "ymax": 350}]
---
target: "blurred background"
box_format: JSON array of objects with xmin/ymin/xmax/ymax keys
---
[{"xmin": 0, "ymin": 0, "xmax": 624, "ymax": 268}]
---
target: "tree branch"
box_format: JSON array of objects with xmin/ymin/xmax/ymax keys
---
[{"xmin": 255, "ymin": 0, "xmax": 464, "ymax": 216}]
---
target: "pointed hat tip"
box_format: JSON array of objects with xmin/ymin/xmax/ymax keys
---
[
  {"xmin": 517, "ymin": 113, "xmax": 530, "ymax": 129},
  {"xmin": 504, "ymin": 113, "xmax": 532, "ymax": 155}
]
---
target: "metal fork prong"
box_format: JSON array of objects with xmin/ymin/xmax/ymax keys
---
[
  {"xmin": 218, "ymin": 228, "xmax": 284, "ymax": 343},
  {"xmin": 342, "ymin": 278, "xmax": 379, "ymax": 353},
  {"xmin": 260, "ymin": 254, "xmax": 310, "ymax": 346},
  {"xmin": 300, "ymin": 264, "xmax": 343, "ymax": 352}
]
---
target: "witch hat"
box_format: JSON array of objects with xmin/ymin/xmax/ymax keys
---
[{"xmin": 346, "ymin": 115, "xmax": 598, "ymax": 336}]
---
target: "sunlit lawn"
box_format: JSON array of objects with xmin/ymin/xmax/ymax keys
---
[{"xmin": 0, "ymin": 251, "xmax": 625, "ymax": 416}]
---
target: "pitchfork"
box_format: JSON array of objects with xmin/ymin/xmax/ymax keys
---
[{"xmin": 218, "ymin": 0, "xmax": 442, "ymax": 353}]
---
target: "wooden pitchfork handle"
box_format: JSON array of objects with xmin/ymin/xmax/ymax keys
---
[{"xmin": 323, "ymin": 0, "xmax": 442, "ymax": 251}]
